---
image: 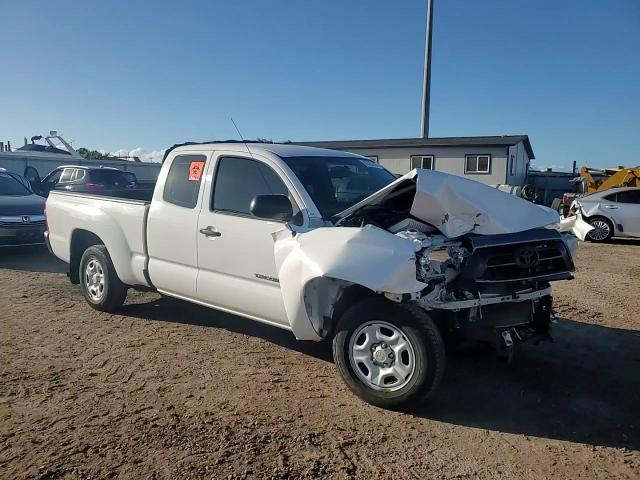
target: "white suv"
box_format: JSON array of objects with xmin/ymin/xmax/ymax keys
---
[{"xmin": 572, "ymin": 187, "xmax": 640, "ymax": 242}]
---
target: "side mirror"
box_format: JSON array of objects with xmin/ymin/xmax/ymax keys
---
[{"xmin": 250, "ymin": 194, "xmax": 293, "ymax": 222}]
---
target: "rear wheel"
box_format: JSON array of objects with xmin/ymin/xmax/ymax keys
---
[
  {"xmin": 332, "ymin": 297, "xmax": 446, "ymax": 409},
  {"xmin": 79, "ymin": 245, "xmax": 128, "ymax": 311},
  {"xmin": 587, "ymin": 216, "xmax": 613, "ymax": 242}
]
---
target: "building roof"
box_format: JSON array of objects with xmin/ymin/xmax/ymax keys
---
[{"xmin": 295, "ymin": 135, "xmax": 535, "ymax": 159}]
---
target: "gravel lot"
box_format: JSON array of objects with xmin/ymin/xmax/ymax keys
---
[{"xmin": 1, "ymin": 241, "xmax": 639, "ymax": 479}]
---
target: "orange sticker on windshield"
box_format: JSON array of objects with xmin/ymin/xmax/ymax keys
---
[{"xmin": 188, "ymin": 161, "xmax": 205, "ymax": 181}]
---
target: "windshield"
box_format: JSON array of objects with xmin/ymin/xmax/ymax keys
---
[
  {"xmin": 282, "ymin": 156, "xmax": 396, "ymax": 219},
  {"xmin": 0, "ymin": 173, "xmax": 31, "ymax": 196}
]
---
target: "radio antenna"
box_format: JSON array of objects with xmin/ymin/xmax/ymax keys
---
[{"xmin": 230, "ymin": 117, "xmax": 254, "ymax": 158}]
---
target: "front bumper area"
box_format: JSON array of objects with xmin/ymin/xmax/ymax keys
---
[
  {"xmin": 0, "ymin": 225, "xmax": 46, "ymax": 247},
  {"xmin": 432, "ymin": 292, "xmax": 554, "ymax": 363},
  {"xmin": 418, "ymin": 285, "xmax": 553, "ymax": 311}
]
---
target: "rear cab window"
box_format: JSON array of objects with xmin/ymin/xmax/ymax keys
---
[{"xmin": 163, "ymin": 154, "xmax": 207, "ymax": 208}]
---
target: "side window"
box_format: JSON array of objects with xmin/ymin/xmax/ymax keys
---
[
  {"xmin": 59, "ymin": 168, "xmax": 74, "ymax": 183},
  {"xmin": 47, "ymin": 169, "xmax": 63, "ymax": 184},
  {"xmin": 603, "ymin": 193, "xmax": 618, "ymax": 202},
  {"xmin": 163, "ymin": 154, "xmax": 207, "ymax": 208},
  {"xmin": 616, "ymin": 190, "xmax": 640, "ymax": 204},
  {"xmin": 71, "ymin": 169, "xmax": 85, "ymax": 181},
  {"xmin": 212, "ymin": 157, "xmax": 300, "ymax": 221}
]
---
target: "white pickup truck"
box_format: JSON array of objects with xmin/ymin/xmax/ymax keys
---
[{"xmin": 46, "ymin": 142, "xmax": 589, "ymax": 408}]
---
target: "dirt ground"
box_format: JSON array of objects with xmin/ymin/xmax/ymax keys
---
[{"xmin": 1, "ymin": 241, "xmax": 639, "ymax": 479}]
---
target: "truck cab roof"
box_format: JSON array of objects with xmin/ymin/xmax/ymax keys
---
[{"xmin": 168, "ymin": 142, "xmax": 363, "ymax": 160}]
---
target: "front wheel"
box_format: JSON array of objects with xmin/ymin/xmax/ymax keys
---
[
  {"xmin": 332, "ymin": 297, "xmax": 446, "ymax": 409},
  {"xmin": 79, "ymin": 245, "xmax": 128, "ymax": 312}
]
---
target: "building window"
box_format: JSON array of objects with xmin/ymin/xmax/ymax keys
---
[
  {"xmin": 364, "ymin": 156, "xmax": 378, "ymax": 163},
  {"xmin": 410, "ymin": 155, "xmax": 435, "ymax": 170},
  {"xmin": 509, "ymin": 154, "xmax": 515, "ymax": 176},
  {"xmin": 465, "ymin": 154, "xmax": 491, "ymax": 174}
]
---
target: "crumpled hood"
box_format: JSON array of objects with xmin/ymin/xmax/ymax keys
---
[
  {"xmin": 0, "ymin": 194, "xmax": 46, "ymax": 216},
  {"xmin": 337, "ymin": 169, "xmax": 561, "ymax": 238}
]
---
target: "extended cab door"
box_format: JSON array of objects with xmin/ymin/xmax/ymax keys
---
[
  {"xmin": 195, "ymin": 153, "xmax": 304, "ymax": 327},
  {"xmin": 146, "ymin": 152, "xmax": 209, "ymax": 298}
]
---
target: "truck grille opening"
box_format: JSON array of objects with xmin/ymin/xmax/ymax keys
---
[{"xmin": 473, "ymin": 240, "xmax": 572, "ymax": 283}]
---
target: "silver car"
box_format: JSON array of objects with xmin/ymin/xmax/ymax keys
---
[{"xmin": 572, "ymin": 187, "xmax": 640, "ymax": 242}]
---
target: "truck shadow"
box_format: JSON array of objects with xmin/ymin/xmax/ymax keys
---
[
  {"xmin": 420, "ymin": 317, "xmax": 640, "ymax": 451},
  {"xmin": 123, "ymin": 296, "xmax": 640, "ymax": 451},
  {"xmin": 121, "ymin": 295, "xmax": 333, "ymax": 362}
]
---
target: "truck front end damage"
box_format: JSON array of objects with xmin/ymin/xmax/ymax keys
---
[
  {"xmin": 276, "ymin": 169, "xmax": 585, "ymax": 360},
  {"xmin": 409, "ymin": 228, "xmax": 572, "ymax": 359}
]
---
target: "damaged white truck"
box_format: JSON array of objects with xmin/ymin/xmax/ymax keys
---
[{"xmin": 45, "ymin": 142, "xmax": 590, "ymax": 408}]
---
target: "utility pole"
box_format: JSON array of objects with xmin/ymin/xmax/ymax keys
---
[{"xmin": 420, "ymin": 0, "xmax": 434, "ymax": 138}]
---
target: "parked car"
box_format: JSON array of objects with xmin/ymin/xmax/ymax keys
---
[
  {"xmin": 570, "ymin": 187, "xmax": 640, "ymax": 242},
  {"xmin": 0, "ymin": 170, "xmax": 46, "ymax": 246},
  {"xmin": 28, "ymin": 165, "xmax": 150, "ymax": 200},
  {"xmin": 45, "ymin": 142, "xmax": 588, "ymax": 408}
]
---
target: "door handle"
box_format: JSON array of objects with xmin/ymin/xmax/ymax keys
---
[
  {"xmin": 199, "ymin": 226, "xmax": 221, "ymax": 237},
  {"xmin": 604, "ymin": 205, "xmax": 619, "ymax": 209}
]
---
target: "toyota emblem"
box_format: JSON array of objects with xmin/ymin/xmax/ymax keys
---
[{"xmin": 515, "ymin": 248, "xmax": 539, "ymax": 269}]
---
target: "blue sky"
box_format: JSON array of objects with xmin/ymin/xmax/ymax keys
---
[{"xmin": 1, "ymin": 0, "xmax": 638, "ymax": 167}]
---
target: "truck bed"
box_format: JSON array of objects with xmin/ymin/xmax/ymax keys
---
[{"xmin": 46, "ymin": 190, "xmax": 151, "ymax": 288}]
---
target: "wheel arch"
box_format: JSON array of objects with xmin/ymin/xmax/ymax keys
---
[
  {"xmin": 327, "ymin": 283, "xmax": 378, "ymax": 338},
  {"xmin": 584, "ymin": 214, "xmax": 616, "ymax": 239},
  {"xmin": 69, "ymin": 229, "xmax": 105, "ymax": 284},
  {"xmin": 296, "ymin": 277, "xmax": 378, "ymax": 340}
]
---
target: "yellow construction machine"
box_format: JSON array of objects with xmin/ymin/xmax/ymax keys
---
[{"xmin": 575, "ymin": 165, "xmax": 640, "ymax": 194}]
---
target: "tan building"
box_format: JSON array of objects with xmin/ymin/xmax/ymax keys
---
[{"xmin": 298, "ymin": 135, "xmax": 534, "ymax": 187}]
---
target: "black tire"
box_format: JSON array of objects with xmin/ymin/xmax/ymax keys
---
[
  {"xmin": 586, "ymin": 216, "xmax": 613, "ymax": 242},
  {"xmin": 79, "ymin": 245, "xmax": 128, "ymax": 312},
  {"xmin": 332, "ymin": 297, "xmax": 446, "ymax": 409}
]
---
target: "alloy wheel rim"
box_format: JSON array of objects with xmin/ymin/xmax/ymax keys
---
[
  {"xmin": 85, "ymin": 258, "xmax": 105, "ymax": 301},
  {"xmin": 589, "ymin": 220, "xmax": 610, "ymax": 241},
  {"xmin": 348, "ymin": 321, "xmax": 416, "ymax": 392}
]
